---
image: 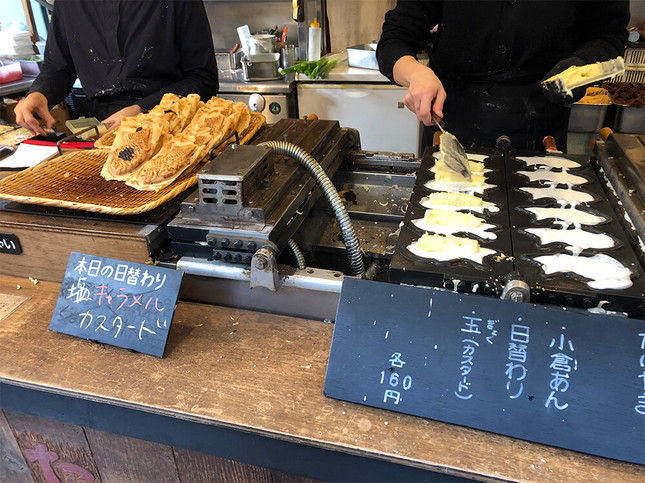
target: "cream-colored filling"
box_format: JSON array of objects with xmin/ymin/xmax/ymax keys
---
[
  {"xmin": 424, "ymin": 180, "xmax": 496, "ymax": 195},
  {"xmin": 415, "ymin": 233, "xmax": 479, "ymax": 253},
  {"xmin": 408, "ymin": 233, "xmax": 496, "ymax": 263},
  {"xmin": 435, "ymin": 170, "xmax": 486, "ymax": 186},
  {"xmin": 412, "ymin": 209, "xmax": 497, "ymax": 240},
  {"xmin": 544, "ymin": 57, "xmax": 624, "ymax": 95},
  {"xmin": 433, "ymin": 152, "xmax": 489, "ymax": 163},
  {"xmin": 534, "ymin": 253, "xmax": 632, "ymax": 290},
  {"xmin": 423, "ymin": 209, "xmax": 482, "ymax": 228},
  {"xmin": 419, "ymin": 192, "xmax": 499, "ymax": 213},
  {"xmin": 433, "ymin": 160, "xmax": 487, "ymax": 173}
]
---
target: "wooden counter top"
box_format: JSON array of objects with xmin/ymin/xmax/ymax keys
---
[{"xmin": 0, "ymin": 274, "xmax": 643, "ymax": 482}]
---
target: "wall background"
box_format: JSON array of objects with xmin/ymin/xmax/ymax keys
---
[{"xmin": 327, "ymin": 0, "xmax": 396, "ymax": 50}]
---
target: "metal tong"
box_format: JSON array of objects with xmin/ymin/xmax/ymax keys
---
[{"xmin": 432, "ymin": 113, "xmax": 472, "ymax": 181}]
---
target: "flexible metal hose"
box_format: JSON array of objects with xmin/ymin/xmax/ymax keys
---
[
  {"xmin": 259, "ymin": 140, "xmax": 365, "ymax": 277},
  {"xmin": 287, "ymin": 238, "xmax": 306, "ymax": 269}
]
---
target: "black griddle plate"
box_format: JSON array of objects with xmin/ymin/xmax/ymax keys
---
[
  {"xmin": 389, "ymin": 147, "xmax": 513, "ymax": 295},
  {"xmin": 389, "ymin": 147, "xmax": 644, "ymax": 316},
  {"xmin": 507, "ymin": 150, "xmax": 644, "ymax": 315}
]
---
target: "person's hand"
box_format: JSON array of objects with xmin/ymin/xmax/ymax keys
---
[
  {"xmin": 101, "ymin": 104, "xmax": 143, "ymax": 131},
  {"xmin": 393, "ymin": 56, "xmax": 446, "ymax": 126},
  {"xmin": 541, "ymin": 56, "xmax": 587, "ymax": 104},
  {"xmin": 15, "ymin": 92, "xmax": 56, "ymax": 136}
]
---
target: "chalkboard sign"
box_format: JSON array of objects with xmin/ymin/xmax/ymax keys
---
[
  {"xmin": 0, "ymin": 232, "xmax": 21, "ymax": 254},
  {"xmin": 50, "ymin": 252, "xmax": 183, "ymax": 357},
  {"xmin": 324, "ymin": 278, "xmax": 645, "ymax": 465}
]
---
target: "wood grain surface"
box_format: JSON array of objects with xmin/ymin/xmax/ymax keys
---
[
  {"xmin": 0, "ymin": 410, "xmax": 33, "ymax": 483},
  {"xmin": 0, "ymin": 207, "xmax": 153, "ymax": 281},
  {"xmin": 5, "ymin": 409, "xmax": 100, "ymax": 482},
  {"xmin": 85, "ymin": 428, "xmax": 179, "ymax": 483},
  {"xmin": 173, "ymin": 448, "xmax": 271, "ymax": 483},
  {"xmin": 0, "ymin": 274, "xmax": 643, "ymax": 482}
]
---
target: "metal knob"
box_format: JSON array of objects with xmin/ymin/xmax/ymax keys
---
[
  {"xmin": 248, "ymin": 93, "xmax": 266, "ymax": 113},
  {"xmin": 501, "ymin": 271, "xmax": 530, "ymax": 303}
]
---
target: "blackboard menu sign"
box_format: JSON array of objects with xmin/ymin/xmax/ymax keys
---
[
  {"xmin": 50, "ymin": 252, "xmax": 183, "ymax": 357},
  {"xmin": 0, "ymin": 232, "xmax": 21, "ymax": 254},
  {"xmin": 324, "ymin": 278, "xmax": 645, "ymax": 464}
]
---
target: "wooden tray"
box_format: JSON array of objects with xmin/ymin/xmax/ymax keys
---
[{"xmin": 0, "ymin": 149, "xmax": 205, "ymax": 215}]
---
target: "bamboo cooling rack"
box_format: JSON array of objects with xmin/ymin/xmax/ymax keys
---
[
  {"xmin": 0, "ymin": 150, "xmax": 205, "ymax": 215},
  {"xmin": 0, "ymin": 113, "xmax": 265, "ymax": 215}
]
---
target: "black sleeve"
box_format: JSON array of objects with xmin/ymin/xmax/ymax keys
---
[
  {"xmin": 569, "ymin": 0, "xmax": 629, "ymax": 63},
  {"xmin": 136, "ymin": 0, "xmax": 219, "ymax": 110},
  {"xmin": 27, "ymin": 2, "xmax": 78, "ymax": 108},
  {"xmin": 376, "ymin": 0, "xmax": 442, "ymax": 84}
]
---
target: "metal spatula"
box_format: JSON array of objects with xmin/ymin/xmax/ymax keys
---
[{"xmin": 432, "ymin": 113, "xmax": 472, "ymax": 181}]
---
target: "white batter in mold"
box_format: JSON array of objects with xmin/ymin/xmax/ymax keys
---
[
  {"xmin": 412, "ymin": 209, "xmax": 498, "ymax": 240},
  {"xmin": 419, "ymin": 192, "xmax": 500, "ymax": 213},
  {"xmin": 523, "ymin": 228, "xmax": 615, "ymax": 254},
  {"xmin": 524, "ymin": 207, "xmax": 606, "ymax": 226},
  {"xmin": 517, "ymin": 170, "xmax": 587, "ymax": 186},
  {"xmin": 516, "ymin": 156, "xmax": 581, "ymax": 170},
  {"xmin": 533, "ymin": 253, "xmax": 633, "ymax": 290},
  {"xmin": 408, "ymin": 233, "xmax": 496, "ymax": 264},
  {"xmin": 519, "ymin": 186, "xmax": 595, "ymax": 204}
]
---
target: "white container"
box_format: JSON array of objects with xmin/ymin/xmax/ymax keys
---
[
  {"xmin": 614, "ymin": 106, "xmax": 645, "ymax": 133},
  {"xmin": 346, "ymin": 43, "xmax": 378, "ymax": 70},
  {"xmin": 247, "ymin": 34, "xmax": 276, "ymax": 55},
  {"xmin": 307, "ymin": 18, "xmax": 321, "ymax": 61},
  {"xmin": 297, "ymin": 83, "xmax": 423, "ymax": 156},
  {"xmin": 567, "ymin": 104, "xmax": 609, "ymax": 133}
]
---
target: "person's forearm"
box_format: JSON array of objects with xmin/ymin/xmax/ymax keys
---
[
  {"xmin": 393, "ymin": 55, "xmax": 429, "ymax": 87},
  {"xmin": 136, "ymin": 70, "xmax": 218, "ymax": 112},
  {"xmin": 28, "ymin": 71, "xmax": 76, "ymax": 109},
  {"xmin": 393, "ymin": 55, "xmax": 446, "ymax": 124}
]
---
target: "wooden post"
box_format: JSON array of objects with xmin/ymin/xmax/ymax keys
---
[{"xmin": 20, "ymin": 0, "xmax": 40, "ymax": 54}]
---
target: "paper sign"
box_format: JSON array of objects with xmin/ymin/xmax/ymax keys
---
[
  {"xmin": 0, "ymin": 142, "xmax": 58, "ymax": 169},
  {"xmin": 49, "ymin": 252, "xmax": 183, "ymax": 357}
]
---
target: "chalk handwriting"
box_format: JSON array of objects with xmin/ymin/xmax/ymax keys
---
[
  {"xmin": 73, "ymin": 257, "xmax": 167, "ymax": 290},
  {"xmin": 77, "ymin": 311, "xmax": 166, "ymax": 340},
  {"xmin": 545, "ymin": 326, "xmax": 577, "ymax": 410},
  {"xmin": 636, "ymin": 333, "xmax": 645, "ymax": 415},
  {"xmin": 0, "ymin": 238, "xmax": 16, "ymax": 250},
  {"xmin": 506, "ymin": 323, "xmax": 530, "ymax": 399},
  {"xmin": 380, "ymin": 352, "xmax": 413, "ymax": 405},
  {"xmin": 455, "ymin": 316, "xmax": 482, "ymax": 400},
  {"xmin": 486, "ymin": 319, "xmax": 499, "ymax": 344},
  {"xmin": 66, "ymin": 277, "xmax": 92, "ymax": 304}
]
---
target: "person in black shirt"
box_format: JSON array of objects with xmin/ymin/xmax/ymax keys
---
[
  {"xmin": 16, "ymin": 0, "xmax": 219, "ymax": 136},
  {"xmin": 377, "ymin": 0, "xmax": 629, "ymax": 151}
]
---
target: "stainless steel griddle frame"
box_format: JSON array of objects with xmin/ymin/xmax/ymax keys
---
[
  {"xmin": 168, "ymin": 142, "xmax": 421, "ymax": 321},
  {"xmin": 592, "ymin": 133, "xmax": 645, "ymax": 261},
  {"xmin": 168, "ymin": 124, "xmax": 645, "ymax": 321}
]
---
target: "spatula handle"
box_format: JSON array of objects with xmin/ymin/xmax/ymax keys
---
[{"xmin": 431, "ymin": 112, "xmax": 446, "ymax": 134}]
